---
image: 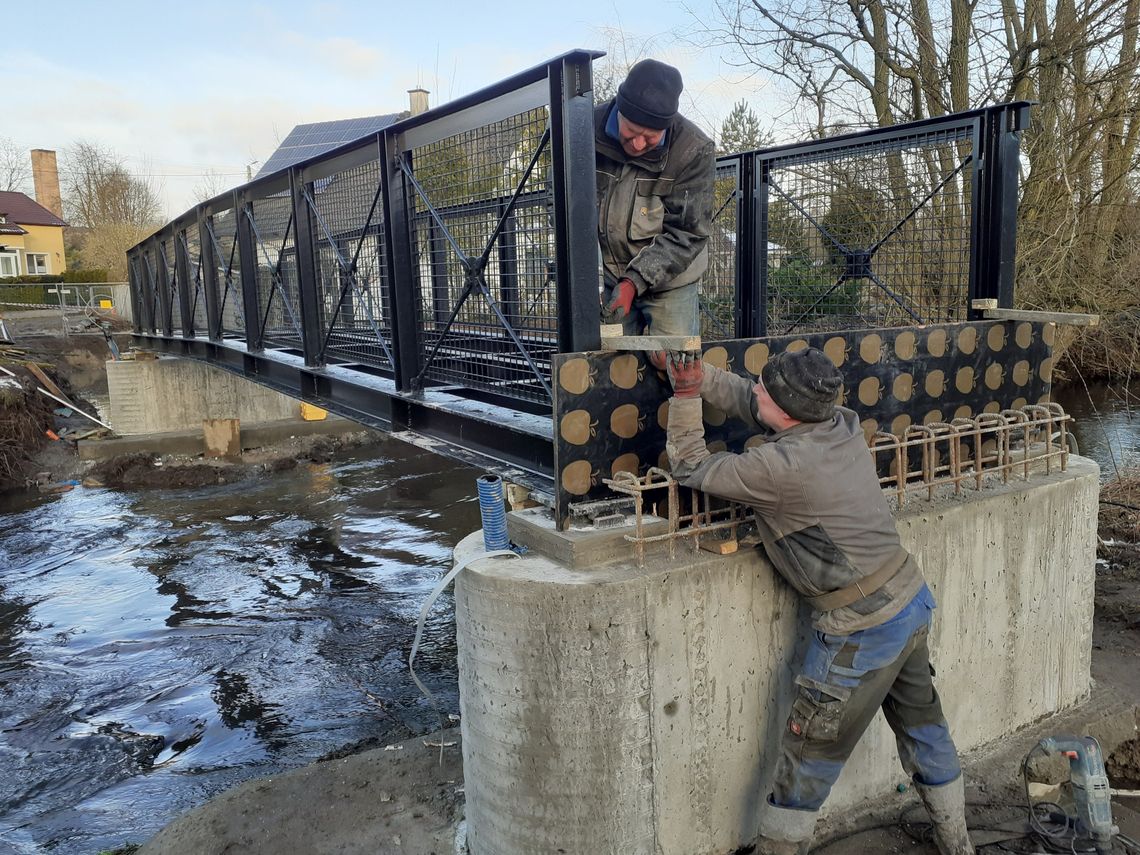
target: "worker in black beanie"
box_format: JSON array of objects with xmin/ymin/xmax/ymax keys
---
[
  {"xmin": 597, "ymin": 58, "xmax": 714, "ymax": 337},
  {"xmin": 655, "ymin": 345, "xmax": 971, "ymax": 855}
]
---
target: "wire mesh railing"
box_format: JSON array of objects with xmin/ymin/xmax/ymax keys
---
[{"xmin": 127, "ymin": 52, "xmax": 1026, "ymax": 417}]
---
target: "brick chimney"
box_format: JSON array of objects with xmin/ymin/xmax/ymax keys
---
[
  {"xmin": 408, "ymin": 88, "xmax": 430, "ymax": 117},
  {"xmin": 30, "ymin": 149, "xmax": 63, "ymax": 219}
]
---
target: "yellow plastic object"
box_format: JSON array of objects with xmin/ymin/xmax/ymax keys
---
[
  {"xmin": 300, "ymin": 402, "xmax": 328, "ymax": 421},
  {"xmin": 98, "ymin": 299, "xmax": 113, "ymax": 309}
]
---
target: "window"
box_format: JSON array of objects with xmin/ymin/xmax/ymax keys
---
[
  {"xmin": 25, "ymin": 253, "xmax": 48, "ymax": 275},
  {"xmin": 0, "ymin": 253, "xmax": 17, "ymax": 277}
]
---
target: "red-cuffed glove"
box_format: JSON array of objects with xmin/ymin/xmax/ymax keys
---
[
  {"xmin": 601, "ymin": 277, "xmax": 637, "ymax": 323},
  {"xmin": 667, "ymin": 351, "xmax": 703, "ymax": 398}
]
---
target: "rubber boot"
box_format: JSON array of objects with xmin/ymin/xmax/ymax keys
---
[
  {"xmin": 914, "ymin": 776, "xmax": 974, "ymax": 854},
  {"xmin": 753, "ymin": 799, "xmax": 817, "ymax": 855}
]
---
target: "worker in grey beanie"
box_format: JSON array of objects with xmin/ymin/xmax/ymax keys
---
[
  {"xmin": 596, "ymin": 59, "xmax": 715, "ymax": 337},
  {"xmin": 656, "ymin": 346, "xmax": 971, "ymax": 855}
]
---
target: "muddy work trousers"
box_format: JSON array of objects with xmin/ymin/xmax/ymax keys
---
[{"xmin": 771, "ymin": 585, "xmax": 962, "ymax": 811}]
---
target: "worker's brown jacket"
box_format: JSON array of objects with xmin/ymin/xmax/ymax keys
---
[
  {"xmin": 594, "ymin": 99, "xmax": 715, "ymax": 296},
  {"xmin": 667, "ymin": 365, "xmax": 924, "ymax": 634}
]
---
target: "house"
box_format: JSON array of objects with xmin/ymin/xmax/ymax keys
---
[{"xmin": 0, "ymin": 190, "xmax": 67, "ymax": 277}]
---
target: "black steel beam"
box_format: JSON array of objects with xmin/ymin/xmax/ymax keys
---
[
  {"xmin": 549, "ymin": 52, "xmax": 600, "ymax": 354},
  {"xmin": 199, "ymin": 211, "xmax": 222, "ymax": 341},
  {"xmin": 235, "ymin": 190, "xmax": 263, "ymax": 353},
  {"xmin": 130, "ymin": 333, "xmax": 556, "ymax": 493},
  {"xmin": 290, "ymin": 168, "xmax": 325, "ymax": 367},
  {"xmin": 381, "ymin": 130, "xmax": 421, "ymax": 392},
  {"xmin": 174, "ymin": 227, "xmax": 194, "ymax": 337},
  {"xmin": 155, "ymin": 236, "xmax": 173, "ymax": 337}
]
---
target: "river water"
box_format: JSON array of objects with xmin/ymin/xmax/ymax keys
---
[{"xmin": 0, "ymin": 440, "xmax": 480, "ymax": 854}]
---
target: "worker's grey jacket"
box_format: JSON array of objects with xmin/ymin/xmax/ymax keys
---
[
  {"xmin": 667, "ymin": 365, "xmax": 924, "ymax": 634},
  {"xmin": 595, "ymin": 99, "xmax": 715, "ymax": 296}
]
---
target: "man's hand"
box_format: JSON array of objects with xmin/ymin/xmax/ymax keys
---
[
  {"xmin": 667, "ymin": 351, "xmax": 703, "ymax": 398},
  {"xmin": 601, "ymin": 277, "xmax": 637, "ymax": 323}
]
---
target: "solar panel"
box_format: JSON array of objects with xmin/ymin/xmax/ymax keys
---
[{"xmin": 256, "ymin": 114, "xmax": 403, "ymax": 177}]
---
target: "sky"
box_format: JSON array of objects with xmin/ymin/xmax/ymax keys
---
[{"xmin": 4, "ymin": 0, "xmax": 785, "ymax": 222}]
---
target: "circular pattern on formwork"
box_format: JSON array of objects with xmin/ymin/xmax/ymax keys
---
[{"xmin": 552, "ymin": 321, "xmax": 1055, "ymax": 506}]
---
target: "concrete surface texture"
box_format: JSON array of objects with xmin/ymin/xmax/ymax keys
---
[
  {"xmin": 107, "ymin": 356, "xmax": 302, "ymax": 434},
  {"xmin": 453, "ymin": 457, "xmax": 1100, "ymax": 855}
]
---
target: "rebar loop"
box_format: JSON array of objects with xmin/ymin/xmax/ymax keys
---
[
  {"xmin": 603, "ymin": 468, "xmax": 753, "ymax": 568},
  {"xmin": 601, "ymin": 403, "xmax": 1073, "ymax": 562},
  {"xmin": 872, "ymin": 403, "xmax": 1071, "ymax": 509}
]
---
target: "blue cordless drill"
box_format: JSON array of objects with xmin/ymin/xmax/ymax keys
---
[{"xmin": 1037, "ymin": 735, "xmax": 1117, "ymax": 854}]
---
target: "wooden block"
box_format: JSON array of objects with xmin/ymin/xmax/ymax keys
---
[
  {"xmin": 971, "ymin": 298, "xmax": 998, "ymax": 310},
  {"xmin": 699, "ymin": 538, "xmax": 738, "ymax": 555},
  {"xmin": 25, "ymin": 363, "xmax": 66, "ymax": 400},
  {"xmin": 203, "ymin": 418, "xmax": 241, "ymax": 459},
  {"xmin": 600, "ymin": 335, "xmax": 701, "ymax": 352},
  {"xmin": 600, "ymin": 324, "xmax": 625, "ymax": 339},
  {"xmin": 982, "ymin": 308, "xmax": 1099, "ymax": 327}
]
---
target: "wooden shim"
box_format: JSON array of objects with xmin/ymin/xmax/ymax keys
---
[
  {"xmin": 600, "ymin": 335, "xmax": 701, "ymax": 352},
  {"xmin": 25, "ymin": 363, "xmax": 66, "ymax": 400},
  {"xmin": 600, "ymin": 324, "xmax": 625, "ymax": 339},
  {"xmin": 970, "ymin": 298, "xmax": 998, "ymax": 310},
  {"xmin": 699, "ymin": 538, "xmax": 738, "ymax": 555},
  {"xmin": 983, "ymin": 308, "xmax": 1099, "ymax": 327},
  {"xmin": 203, "ymin": 418, "xmax": 241, "ymax": 459}
]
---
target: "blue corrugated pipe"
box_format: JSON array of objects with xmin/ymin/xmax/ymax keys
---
[{"xmin": 477, "ymin": 474, "xmax": 509, "ymax": 551}]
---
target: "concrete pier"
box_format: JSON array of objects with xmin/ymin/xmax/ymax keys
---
[
  {"xmin": 453, "ymin": 458, "xmax": 1099, "ymax": 855},
  {"xmin": 107, "ymin": 356, "xmax": 303, "ymax": 435}
]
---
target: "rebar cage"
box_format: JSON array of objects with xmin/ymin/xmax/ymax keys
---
[{"xmin": 125, "ymin": 51, "xmax": 1030, "ymax": 510}]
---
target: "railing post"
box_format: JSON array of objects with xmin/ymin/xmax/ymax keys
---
[
  {"xmin": 127, "ymin": 252, "xmax": 143, "ymax": 334},
  {"xmin": 199, "ymin": 207, "xmax": 222, "ymax": 341},
  {"xmin": 989, "ymin": 104, "xmax": 1028, "ymax": 309},
  {"xmin": 548, "ymin": 52, "xmax": 600, "ymax": 354},
  {"xmin": 970, "ymin": 103, "xmax": 1028, "ymax": 316},
  {"xmin": 291, "ymin": 167, "xmax": 325, "ymax": 368},
  {"xmin": 382, "ymin": 130, "xmax": 421, "ymax": 392},
  {"xmin": 235, "ymin": 190, "xmax": 263, "ymax": 353},
  {"xmin": 175, "ymin": 225, "xmax": 194, "ymax": 337},
  {"xmin": 140, "ymin": 244, "xmax": 155, "ymax": 333},
  {"xmin": 735, "ymin": 152, "xmax": 765, "ymax": 338},
  {"xmin": 155, "ymin": 234, "xmax": 173, "ymax": 337},
  {"xmin": 498, "ymin": 198, "xmax": 520, "ymax": 328}
]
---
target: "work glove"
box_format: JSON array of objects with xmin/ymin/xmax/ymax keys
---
[
  {"xmin": 601, "ymin": 277, "xmax": 637, "ymax": 324},
  {"xmin": 667, "ymin": 351, "xmax": 703, "ymax": 399},
  {"xmin": 648, "ymin": 350, "xmax": 668, "ymax": 372}
]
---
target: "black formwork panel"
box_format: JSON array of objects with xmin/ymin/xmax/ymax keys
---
[
  {"xmin": 703, "ymin": 158, "xmax": 740, "ymax": 340},
  {"xmin": 206, "ymin": 208, "xmax": 246, "ymax": 339},
  {"xmin": 408, "ymin": 106, "xmax": 556, "ymax": 406},
  {"xmin": 248, "ymin": 193, "xmax": 303, "ymax": 352},
  {"xmin": 307, "ymin": 158, "xmax": 394, "ymax": 371},
  {"xmin": 763, "ymin": 124, "xmax": 974, "ymax": 334}
]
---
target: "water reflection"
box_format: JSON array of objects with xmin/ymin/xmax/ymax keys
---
[
  {"xmin": 0, "ymin": 439, "xmax": 480, "ymax": 854},
  {"xmin": 1053, "ymin": 381, "xmax": 1140, "ymax": 478}
]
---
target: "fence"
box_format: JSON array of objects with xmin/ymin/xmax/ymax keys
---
[{"xmin": 125, "ymin": 51, "xmax": 1030, "ymax": 501}]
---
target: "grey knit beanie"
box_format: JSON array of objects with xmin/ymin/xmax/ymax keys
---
[
  {"xmin": 761, "ymin": 347, "xmax": 842, "ymax": 422},
  {"xmin": 617, "ymin": 59, "xmax": 683, "ymax": 130}
]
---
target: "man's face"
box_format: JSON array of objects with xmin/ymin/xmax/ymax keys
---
[{"xmin": 616, "ymin": 112, "xmax": 666, "ymax": 157}]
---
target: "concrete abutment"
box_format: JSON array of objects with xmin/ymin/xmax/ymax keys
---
[{"xmin": 453, "ymin": 458, "xmax": 1099, "ymax": 855}]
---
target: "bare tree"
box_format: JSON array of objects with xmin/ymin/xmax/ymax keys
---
[
  {"xmin": 0, "ymin": 137, "xmax": 31, "ymax": 194},
  {"xmin": 697, "ymin": 0, "xmax": 1140, "ymax": 324},
  {"xmin": 61, "ymin": 141, "xmax": 162, "ymax": 279},
  {"xmin": 193, "ymin": 168, "xmax": 232, "ymax": 205}
]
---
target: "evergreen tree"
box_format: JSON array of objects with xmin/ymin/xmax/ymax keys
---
[{"xmin": 717, "ymin": 101, "xmax": 772, "ymax": 155}]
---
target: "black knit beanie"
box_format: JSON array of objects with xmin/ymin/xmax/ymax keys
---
[
  {"xmin": 617, "ymin": 59, "xmax": 683, "ymax": 130},
  {"xmin": 761, "ymin": 347, "xmax": 842, "ymax": 423}
]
